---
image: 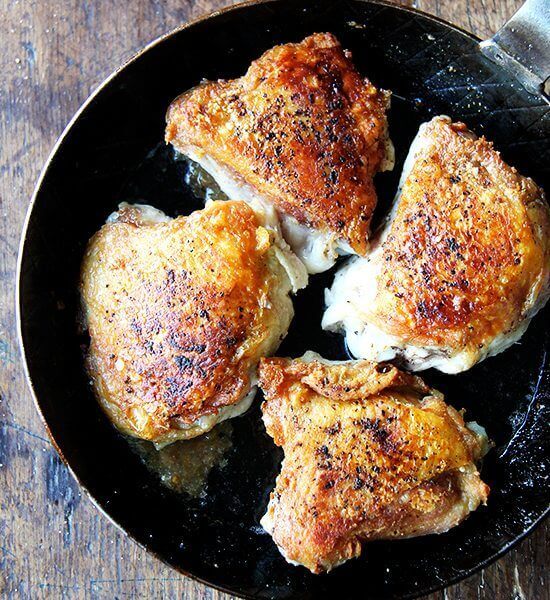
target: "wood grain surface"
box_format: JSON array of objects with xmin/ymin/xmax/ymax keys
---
[{"xmin": 0, "ymin": 0, "xmax": 547, "ymax": 598}]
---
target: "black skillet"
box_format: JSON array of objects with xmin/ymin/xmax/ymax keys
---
[{"xmin": 17, "ymin": 1, "xmax": 550, "ymax": 598}]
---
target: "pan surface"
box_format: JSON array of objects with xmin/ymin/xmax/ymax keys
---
[{"xmin": 18, "ymin": 0, "xmax": 549, "ymax": 598}]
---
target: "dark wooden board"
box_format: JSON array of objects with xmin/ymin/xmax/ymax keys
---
[{"xmin": 0, "ymin": 1, "xmax": 546, "ymax": 598}]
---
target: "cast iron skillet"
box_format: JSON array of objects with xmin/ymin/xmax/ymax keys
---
[{"xmin": 17, "ymin": 1, "xmax": 549, "ymax": 598}]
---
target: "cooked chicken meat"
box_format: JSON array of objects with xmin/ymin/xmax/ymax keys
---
[
  {"xmin": 259, "ymin": 353, "xmax": 489, "ymax": 573},
  {"xmin": 324, "ymin": 116, "xmax": 550, "ymax": 373},
  {"xmin": 80, "ymin": 200, "xmax": 298, "ymax": 446},
  {"xmin": 166, "ymin": 33, "xmax": 393, "ymax": 273}
]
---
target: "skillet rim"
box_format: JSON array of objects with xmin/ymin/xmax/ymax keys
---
[{"xmin": 15, "ymin": 0, "xmax": 550, "ymax": 598}]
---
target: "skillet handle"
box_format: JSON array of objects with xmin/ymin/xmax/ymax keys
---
[{"xmin": 479, "ymin": 0, "xmax": 549, "ymax": 98}]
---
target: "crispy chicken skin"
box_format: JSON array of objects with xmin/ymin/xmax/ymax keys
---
[
  {"xmin": 259, "ymin": 354, "xmax": 489, "ymax": 573},
  {"xmin": 166, "ymin": 33, "xmax": 392, "ymax": 270},
  {"xmin": 324, "ymin": 116, "xmax": 550, "ymax": 373},
  {"xmin": 80, "ymin": 201, "xmax": 294, "ymax": 446}
]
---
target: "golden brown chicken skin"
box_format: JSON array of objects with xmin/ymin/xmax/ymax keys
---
[
  {"xmin": 80, "ymin": 201, "xmax": 294, "ymax": 446},
  {"xmin": 259, "ymin": 354, "xmax": 489, "ymax": 573},
  {"xmin": 324, "ymin": 116, "xmax": 550, "ymax": 373},
  {"xmin": 166, "ymin": 33, "xmax": 392, "ymax": 266}
]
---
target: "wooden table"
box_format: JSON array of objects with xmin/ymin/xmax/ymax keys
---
[{"xmin": 0, "ymin": 0, "xmax": 546, "ymax": 598}]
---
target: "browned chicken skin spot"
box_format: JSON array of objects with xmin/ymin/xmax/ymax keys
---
[
  {"xmin": 80, "ymin": 201, "xmax": 294, "ymax": 446},
  {"xmin": 259, "ymin": 355, "xmax": 489, "ymax": 573},
  {"xmin": 166, "ymin": 33, "xmax": 392, "ymax": 256}
]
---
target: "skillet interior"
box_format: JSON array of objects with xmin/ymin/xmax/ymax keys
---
[{"xmin": 18, "ymin": 0, "xmax": 549, "ymax": 598}]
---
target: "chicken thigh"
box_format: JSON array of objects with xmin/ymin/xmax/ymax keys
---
[
  {"xmin": 80, "ymin": 201, "xmax": 299, "ymax": 446},
  {"xmin": 166, "ymin": 33, "xmax": 393, "ymax": 273},
  {"xmin": 259, "ymin": 353, "xmax": 489, "ymax": 573},
  {"xmin": 324, "ymin": 116, "xmax": 550, "ymax": 373}
]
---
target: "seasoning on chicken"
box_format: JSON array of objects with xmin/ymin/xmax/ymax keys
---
[
  {"xmin": 324, "ymin": 116, "xmax": 550, "ymax": 373},
  {"xmin": 259, "ymin": 353, "xmax": 490, "ymax": 573},
  {"xmin": 80, "ymin": 201, "xmax": 300, "ymax": 446},
  {"xmin": 166, "ymin": 33, "xmax": 393, "ymax": 273}
]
